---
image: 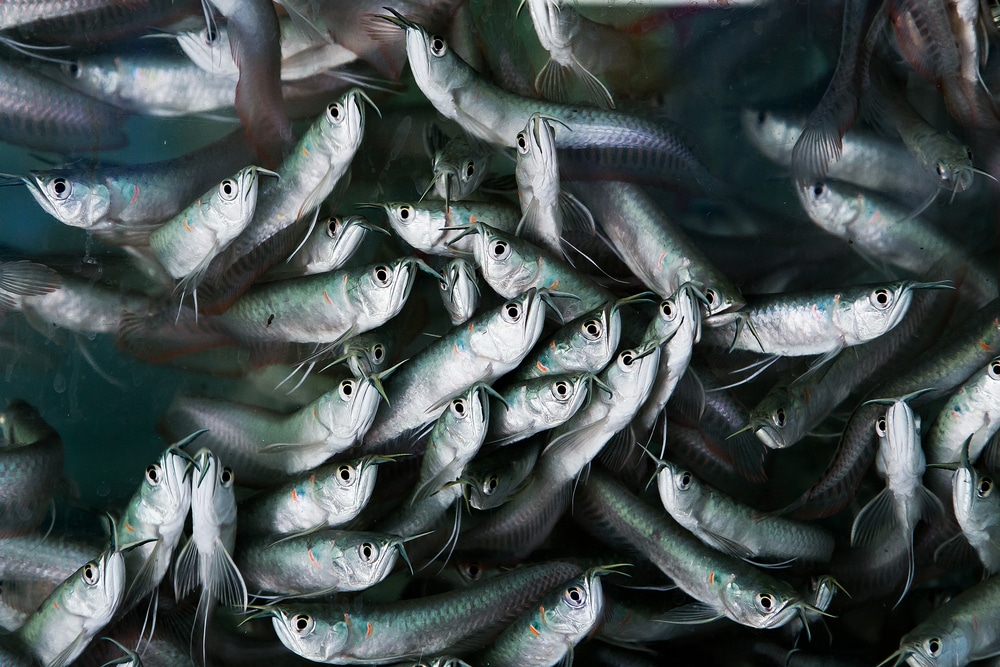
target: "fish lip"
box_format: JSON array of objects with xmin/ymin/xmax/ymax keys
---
[{"xmin": 753, "ymin": 423, "xmax": 786, "ymax": 449}]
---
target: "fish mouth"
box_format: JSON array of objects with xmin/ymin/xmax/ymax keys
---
[{"xmin": 752, "ymin": 422, "xmax": 785, "ymax": 449}]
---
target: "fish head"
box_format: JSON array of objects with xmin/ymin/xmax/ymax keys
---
[
  {"xmin": 796, "ymin": 180, "xmax": 862, "ymax": 238},
  {"xmin": 877, "ymin": 399, "xmax": 925, "ymax": 482},
  {"xmin": 433, "ymin": 137, "xmax": 488, "ymax": 200},
  {"xmin": 175, "ymin": 25, "xmax": 235, "ymax": 78},
  {"xmin": 191, "ymin": 448, "xmax": 237, "ymax": 539},
  {"xmin": 209, "ymin": 165, "xmax": 265, "ymax": 232},
  {"xmin": 553, "ymin": 302, "xmax": 621, "ymax": 375},
  {"xmin": 62, "ymin": 548, "xmax": 126, "ymax": 631},
  {"xmin": 340, "ymin": 332, "xmax": 391, "ymax": 378},
  {"xmin": 479, "ymin": 288, "xmax": 547, "ymax": 366},
  {"xmin": 740, "ymin": 109, "xmax": 801, "ymax": 159},
  {"xmin": 542, "ymin": 571, "xmax": 604, "ymax": 639},
  {"xmin": 340, "ymin": 533, "xmax": 400, "ymax": 589},
  {"xmin": 271, "ymin": 606, "xmax": 348, "ymax": 663},
  {"xmin": 721, "ymin": 575, "xmax": 798, "ymax": 629},
  {"xmin": 473, "ymin": 225, "xmax": 540, "ymax": 298},
  {"xmin": 130, "ymin": 446, "xmax": 193, "ymax": 534},
  {"xmin": 441, "ymin": 258, "xmax": 479, "ymax": 324},
  {"xmin": 537, "ymin": 372, "xmax": 592, "ymax": 425},
  {"xmin": 379, "ymin": 201, "xmax": 438, "ymax": 251},
  {"xmin": 895, "ymin": 625, "xmax": 968, "ymax": 667},
  {"xmin": 655, "ymin": 460, "xmax": 702, "ymax": 519},
  {"xmin": 354, "ymin": 257, "xmax": 418, "ymax": 326},
  {"xmin": 316, "ymin": 215, "xmax": 372, "ymax": 272},
  {"xmin": 25, "ymin": 172, "xmax": 110, "ymax": 228},
  {"xmin": 436, "ymin": 384, "xmax": 489, "ymax": 457},
  {"xmin": 953, "ymin": 461, "xmax": 997, "ymax": 533},
  {"xmin": 515, "ymin": 114, "xmax": 560, "ymax": 203},
  {"xmin": 748, "ymin": 390, "xmax": 796, "ymax": 450},
  {"xmin": 315, "ymin": 376, "xmax": 381, "ymax": 445},
  {"xmin": 382, "ymin": 14, "xmax": 474, "ymax": 121},
  {"xmin": 317, "ymin": 89, "xmax": 367, "ymax": 158},
  {"xmin": 603, "ymin": 341, "xmax": 661, "ymax": 404},
  {"xmin": 316, "ymin": 456, "xmax": 380, "ymax": 520},
  {"xmin": 467, "ymin": 468, "xmax": 504, "ymax": 509},
  {"xmin": 933, "ymin": 146, "xmax": 974, "ymax": 194},
  {"xmin": 842, "ymin": 282, "xmax": 916, "ymax": 344}
]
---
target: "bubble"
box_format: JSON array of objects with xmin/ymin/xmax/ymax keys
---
[{"xmin": 52, "ymin": 373, "xmax": 67, "ymax": 393}]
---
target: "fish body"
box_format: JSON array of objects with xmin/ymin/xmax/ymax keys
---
[
  {"xmin": 163, "ymin": 376, "xmax": 381, "ymax": 487},
  {"xmin": 0, "ymin": 401, "xmax": 63, "ymax": 537}
]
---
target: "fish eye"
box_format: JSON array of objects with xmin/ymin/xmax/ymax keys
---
[
  {"xmin": 924, "ymin": 638, "xmax": 942, "ymax": 657},
  {"xmin": 326, "ymin": 102, "xmax": 344, "ymax": 123},
  {"xmin": 145, "ymin": 464, "xmax": 162, "ymax": 486},
  {"xmin": 875, "ymin": 416, "xmax": 887, "ymax": 437},
  {"xmin": 563, "ymin": 585, "xmax": 586, "ymax": 608},
  {"xmin": 501, "ymin": 301, "xmax": 522, "ymax": 323},
  {"xmin": 676, "ymin": 470, "xmax": 692, "ymax": 490},
  {"xmin": 340, "ymin": 379, "xmax": 355, "ymax": 400},
  {"xmin": 618, "ymin": 349, "xmax": 636, "ymax": 368},
  {"xmin": 464, "ymin": 161, "xmax": 475, "ymax": 179},
  {"xmin": 515, "ymin": 131, "xmax": 529, "ymax": 154},
  {"xmin": 989, "ymin": 358, "xmax": 1000, "ymax": 379},
  {"xmin": 936, "ymin": 163, "xmax": 947, "ymax": 179},
  {"xmin": 372, "ymin": 344, "xmax": 384, "ymax": 361},
  {"xmin": 772, "ymin": 407, "xmax": 786, "ymax": 429},
  {"xmin": 704, "ymin": 288, "xmax": 718, "ymax": 307},
  {"xmin": 82, "ymin": 561, "xmax": 99, "ymax": 585},
  {"xmin": 552, "ymin": 380, "xmax": 571, "ymax": 400},
  {"xmin": 359, "ymin": 541, "xmax": 379, "ymax": 563},
  {"xmin": 429, "ymin": 35, "xmax": 447, "ymax": 57},
  {"xmin": 451, "ymin": 398, "xmax": 467, "ymax": 417},
  {"xmin": 220, "ymin": 467, "xmax": 234, "ymax": 487},
  {"xmin": 869, "ymin": 288, "xmax": 893, "ymax": 310},
  {"xmin": 48, "ymin": 177, "xmax": 71, "ymax": 201},
  {"xmin": 395, "ymin": 204, "xmax": 413, "ymax": 222},
  {"xmin": 336, "ymin": 464, "xmax": 355, "ymax": 484},
  {"xmin": 326, "ymin": 217, "xmax": 341, "ymax": 238},
  {"xmin": 373, "ymin": 265, "xmax": 392, "ymax": 287},
  {"xmin": 979, "ymin": 477, "xmax": 994, "ymax": 497},
  {"xmin": 482, "ymin": 474, "xmax": 499, "ymax": 495},
  {"xmin": 291, "ymin": 613, "xmax": 314, "ymax": 637},
  {"xmin": 660, "ymin": 299, "xmax": 677, "ymax": 320},
  {"xmin": 811, "ymin": 182, "xmax": 825, "ymax": 198},
  {"xmin": 62, "ymin": 61, "xmax": 81, "ymax": 79},
  {"xmin": 581, "ymin": 318, "xmax": 603, "ymax": 341},
  {"xmin": 489, "ymin": 239, "xmax": 511, "ymax": 261},
  {"xmin": 464, "ymin": 562, "xmax": 482, "ymax": 580},
  {"xmin": 219, "ymin": 178, "xmax": 238, "ymax": 202},
  {"xmin": 755, "ymin": 593, "xmax": 775, "ymax": 613},
  {"xmin": 205, "ymin": 25, "xmax": 219, "ymax": 43}
]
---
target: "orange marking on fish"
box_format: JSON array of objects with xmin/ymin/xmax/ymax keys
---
[
  {"xmin": 343, "ymin": 613, "xmax": 351, "ymax": 626},
  {"xmin": 309, "ymin": 474, "xmax": 316, "ymax": 485},
  {"xmin": 124, "ymin": 521, "xmax": 135, "ymax": 534},
  {"xmin": 980, "ymin": 339, "xmax": 994, "ymax": 351},
  {"xmin": 366, "ymin": 622, "xmax": 373, "ymax": 637},
  {"xmin": 708, "ymin": 571, "xmax": 715, "ymax": 584},
  {"xmin": 620, "ymin": 611, "xmax": 631, "ymax": 625},
  {"xmin": 291, "ymin": 488, "xmax": 299, "ymax": 502},
  {"xmin": 657, "ymin": 251, "xmax": 667, "ymax": 270},
  {"xmin": 308, "ymin": 548, "xmax": 319, "ymax": 566},
  {"xmin": 314, "ymin": 407, "xmax": 319, "ymax": 419},
  {"xmin": 469, "ymin": 214, "xmax": 477, "ymax": 223},
  {"xmin": 548, "ymin": 279, "xmax": 559, "ymax": 290},
  {"xmin": 974, "ymin": 615, "xmax": 979, "ymax": 630},
  {"xmin": 454, "ymin": 343, "xmax": 460, "ymax": 354},
  {"xmin": 324, "ymin": 290, "xmax": 333, "ymax": 305},
  {"xmin": 536, "ymin": 360, "xmax": 549, "ymax": 373},
  {"xmin": 183, "ymin": 218, "xmax": 192, "ymax": 232},
  {"xmin": 130, "ymin": 184, "xmax": 139, "ymax": 205},
  {"xmin": 529, "ymin": 623, "xmax": 540, "ymax": 636},
  {"xmin": 302, "ymin": 146, "xmax": 310, "ymax": 157},
  {"xmin": 53, "ymin": 601, "xmax": 60, "ymax": 610}
]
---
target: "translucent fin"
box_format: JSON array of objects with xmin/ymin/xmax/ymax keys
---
[
  {"xmin": 172, "ymin": 536, "xmax": 199, "ymax": 602},
  {"xmin": 790, "ymin": 113, "xmax": 843, "ymax": 186},
  {"xmin": 655, "ymin": 601, "xmax": 725, "ymax": 625},
  {"xmin": 849, "ymin": 488, "xmax": 897, "ymax": 547},
  {"xmin": 124, "ymin": 539, "xmax": 163, "ymax": 607},
  {"xmin": 48, "ymin": 633, "xmax": 88, "ymax": 667},
  {"xmin": 257, "ymin": 439, "xmax": 327, "ymax": 454},
  {"xmin": 699, "ymin": 528, "xmax": 752, "ymax": 560},
  {"xmin": 558, "ymin": 191, "xmax": 596, "ymax": 235},
  {"xmin": 571, "ymin": 56, "xmax": 615, "ymax": 110},
  {"xmin": 207, "ymin": 537, "xmax": 248, "ymax": 610},
  {"xmin": 0, "ymin": 261, "xmax": 60, "ymax": 310},
  {"xmin": 535, "ymin": 58, "xmax": 571, "ymax": 104}
]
